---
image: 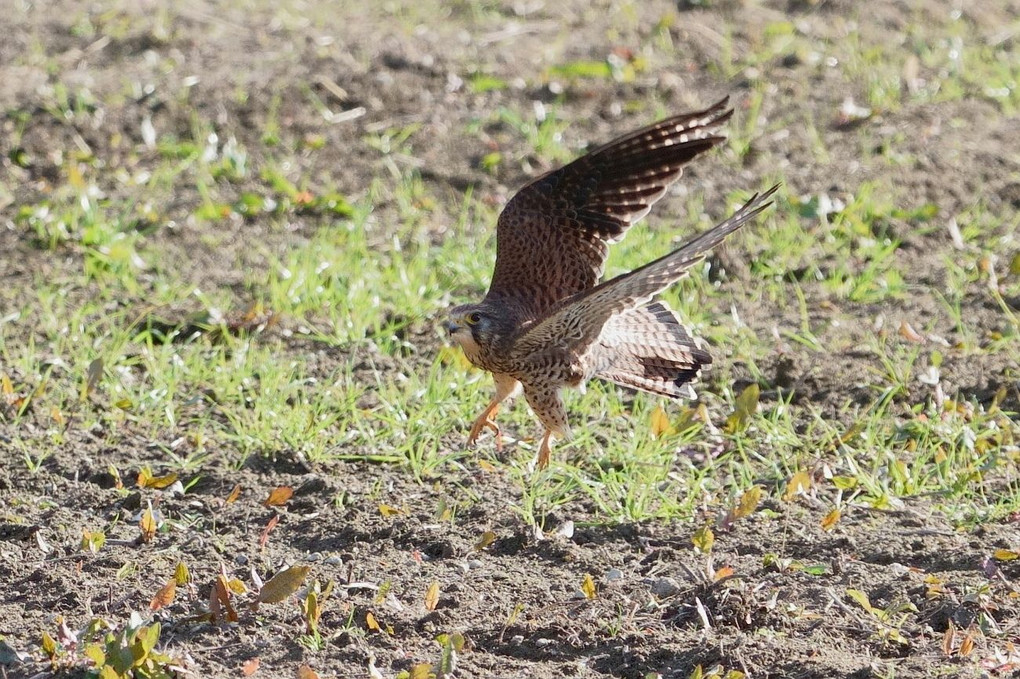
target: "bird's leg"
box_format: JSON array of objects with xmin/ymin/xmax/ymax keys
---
[
  {"xmin": 468, "ymin": 400, "xmax": 503, "ymax": 449},
  {"xmin": 467, "ymin": 374, "xmax": 521, "ymax": 451},
  {"xmin": 536, "ymin": 430, "xmax": 554, "ymax": 469},
  {"xmin": 523, "ymin": 385, "xmax": 570, "ymax": 470}
]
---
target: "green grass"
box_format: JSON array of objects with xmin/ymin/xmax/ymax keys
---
[{"xmin": 4, "ymin": 156, "xmax": 1018, "ymax": 528}]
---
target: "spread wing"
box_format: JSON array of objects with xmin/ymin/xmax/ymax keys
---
[
  {"xmin": 510, "ymin": 186, "xmax": 779, "ymax": 359},
  {"xmin": 484, "ymin": 98, "xmax": 734, "ymax": 320}
]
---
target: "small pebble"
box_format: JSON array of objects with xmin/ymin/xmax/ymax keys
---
[{"xmin": 649, "ymin": 577, "xmax": 681, "ymax": 598}]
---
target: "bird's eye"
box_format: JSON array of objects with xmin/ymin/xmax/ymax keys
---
[{"xmin": 466, "ymin": 312, "xmax": 481, "ymax": 326}]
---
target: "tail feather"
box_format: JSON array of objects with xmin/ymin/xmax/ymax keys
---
[{"xmin": 594, "ymin": 301, "xmax": 711, "ymax": 399}]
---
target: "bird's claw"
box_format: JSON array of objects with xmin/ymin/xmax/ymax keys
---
[{"xmin": 467, "ymin": 418, "xmax": 503, "ymax": 450}]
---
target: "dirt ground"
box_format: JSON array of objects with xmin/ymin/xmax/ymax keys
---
[{"xmin": 2, "ymin": 1, "xmax": 1019, "ymax": 678}]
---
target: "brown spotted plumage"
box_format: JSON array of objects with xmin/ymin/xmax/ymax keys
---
[{"xmin": 445, "ymin": 98, "xmax": 777, "ymax": 468}]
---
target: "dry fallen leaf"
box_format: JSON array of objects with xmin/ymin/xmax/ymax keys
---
[
  {"xmin": 297, "ymin": 664, "xmax": 320, "ymax": 679},
  {"xmin": 263, "ymin": 486, "xmax": 294, "ymax": 507},
  {"xmin": 782, "ymin": 471, "xmax": 812, "ymax": 502},
  {"xmin": 211, "ymin": 574, "xmax": 238, "ymax": 622},
  {"xmin": 580, "ymin": 573, "xmax": 597, "ymax": 600},
  {"xmin": 258, "ymin": 565, "xmax": 311, "ymax": 604},
  {"xmin": 139, "ymin": 505, "xmax": 158, "ymax": 543},
  {"xmin": 474, "ymin": 531, "xmax": 496, "ymax": 551},
  {"xmin": 960, "ymin": 630, "xmax": 975, "ymax": 658},
  {"xmin": 732, "ymin": 486, "xmax": 761, "ymax": 521},
  {"xmin": 366, "ymin": 611, "xmax": 381, "ymax": 632},
  {"xmin": 943, "ymin": 621, "xmax": 956, "ymax": 656},
  {"xmin": 424, "ymin": 581, "xmax": 440, "ymax": 612},
  {"xmin": 241, "ymin": 657, "xmax": 260, "ymax": 676},
  {"xmin": 226, "ymin": 484, "xmax": 241, "ymax": 504},
  {"xmin": 259, "ymin": 515, "xmax": 280, "ymax": 550},
  {"xmin": 820, "ymin": 508, "xmax": 842, "ymax": 532},
  {"xmin": 378, "ymin": 503, "xmax": 407, "ymax": 517},
  {"xmin": 650, "ymin": 405, "xmax": 674, "ymax": 437},
  {"xmin": 713, "ymin": 566, "xmax": 735, "ymax": 582},
  {"xmin": 149, "ymin": 580, "xmax": 176, "ymax": 611}
]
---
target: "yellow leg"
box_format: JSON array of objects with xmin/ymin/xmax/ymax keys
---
[
  {"xmin": 536, "ymin": 430, "xmax": 553, "ymax": 469},
  {"xmin": 467, "ymin": 375, "xmax": 520, "ymax": 451},
  {"xmin": 468, "ymin": 401, "xmax": 503, "ymax": 450}
]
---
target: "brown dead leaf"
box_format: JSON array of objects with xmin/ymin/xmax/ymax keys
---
[
  {"xmin": 474, "ymin": 530, "xmax": 496, "ymax": 551},
  {"xmin": 650, "ymin": 405, "xmax": 674, "ymax": 437},
  {"xmin": 242, "ymin": 658, "xmax": 260, "ymax": 676},
  {"xmin": 424, "ymin": 581, "xmax": 440, "ymax": 612},
  {"xmin": 259, "ymin": 515, "xmax": 280, "ymax": 550},
  {"xmin": 378, "ymin": 503, "xmax": 405, "ymax": 517},
  {"xmin": 297, "ymin": 664, "xmax": 320, "ymax": 679},
  {"xmin": 147, "ymin": 472, "xmax": 179, "ymax": 489},
  {"xmin": 211, "ymin": 574, "xmax": 238, "ymax": 622},
  {"xmin": 258, "ymin": 565, "xmax": 311, "ymax": 604},
  {"xmin": 960, "ymin": 630, "xmax": 975, "ymax": 657},
  {"xmin": 943, "ymin": 621, "xmax": 956, "ymax": 656},
  {"xmin": 226, "ymin": 484, "xmax": 241, "ymax": 504},
  {"xmin": 733, "ymin": 486, "xmax": 761, "ymax": 521},
  {"xmin": 149, "ymin": 580, "xmax": 176, "ymax": 611},
  {"xmin": 139, "ymin": 506, "xmax": 157, "ymax": 543},
  {"xmin": 782, "ymin": 471, "xmax": 812, "ymax": 502},
  {"xmin": 263, "ymin": 486, "xmax": 293, "ymax": 507},
  {"xmin": 820, "ymin": 508, "xmax": 841, "ymax": 532},
  {"xmin": 713, "ymin": 566, "xmax": 735, "ymax": 582}
]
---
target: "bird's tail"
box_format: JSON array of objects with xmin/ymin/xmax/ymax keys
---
[{"xmin": 594, "ymin": 301, "xmax": 711, "ymax": 399}]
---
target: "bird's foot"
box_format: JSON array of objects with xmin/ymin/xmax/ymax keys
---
[
  {"xmin": 467, "ymin": 412, "xmax": 503, "ymax": 450},
  {"xmin": 535, "ymin": 431, "xmax": 553, "ymax": 470}
]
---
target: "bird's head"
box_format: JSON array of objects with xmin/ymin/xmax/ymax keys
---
[{"xmin": 443, "ymin": 303, "xmax": 505, "ymax": 358}]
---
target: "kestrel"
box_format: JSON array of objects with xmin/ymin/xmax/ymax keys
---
[{"xmin": 445, "ymin": 97, "xmax": 777, "ymax": 468}]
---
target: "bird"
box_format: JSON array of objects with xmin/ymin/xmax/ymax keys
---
[{"xmin": 444, "ymin": 97, "xmax": 777, "ymax": 468}]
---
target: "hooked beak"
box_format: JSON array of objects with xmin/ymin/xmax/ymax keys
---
[{"xmin": 443, "ymin": 319, "xmax": 461, "ymax": 335}]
